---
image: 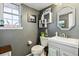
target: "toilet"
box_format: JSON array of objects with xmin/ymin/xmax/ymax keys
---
[{"xmin": 31, "ymin": 37, "xmax": 48, "ymax": 56}]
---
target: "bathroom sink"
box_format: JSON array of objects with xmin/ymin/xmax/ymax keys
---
[{"xmin": 48, "ymin": 36, "xmax": 78, "ymax": 48}]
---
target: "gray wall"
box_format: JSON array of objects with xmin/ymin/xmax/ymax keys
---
[
  {"xmin": 48, "ymin": 3, "xmax": 79, "ymax": 39},
  {"xmin": 0, "ymin": 4, "xmax": 39, "ymax": 56}
]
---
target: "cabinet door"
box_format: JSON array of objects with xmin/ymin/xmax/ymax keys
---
[
  {"xmin": 48, "ymin": 47, "xmax": 59, "ymax": 56},
  {"xmin": 60, "ymin": 50, "xmax": 74, "ymax": 56}
]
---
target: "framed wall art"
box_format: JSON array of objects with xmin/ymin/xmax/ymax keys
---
[{"xmin": 27, "ymin": 15, "xmax": 36, "ymax": 23}]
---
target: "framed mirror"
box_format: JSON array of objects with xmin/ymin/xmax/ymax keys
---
[{"xmin": 57, "ymin": 6, "xmax": 75, "ymax": 30}]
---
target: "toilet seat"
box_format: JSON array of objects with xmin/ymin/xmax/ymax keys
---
[{"xmin": 31, "ymin": 45, "xmax": 44, "ymax": 56}]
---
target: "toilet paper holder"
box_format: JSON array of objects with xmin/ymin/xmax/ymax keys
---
[{"xmin": 27, "ymin": 41, "xmax": 32, "ymax": 46}]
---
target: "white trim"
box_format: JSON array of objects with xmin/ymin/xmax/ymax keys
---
[
  {"xmin": 0, "ymin": 27, "xmax": 23, "ymax": 30},
  {"xmin": 41, "ymin": 8, "xmax": 52, "ymax": 24},
  {"xmin": 0, "ymin": 3, "xmax": 22, "ymax": 29}
]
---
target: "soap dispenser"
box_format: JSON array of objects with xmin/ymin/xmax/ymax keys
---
[{"xmin": 55, "ymin": 32, "xmax": 58, "ymax": 37}]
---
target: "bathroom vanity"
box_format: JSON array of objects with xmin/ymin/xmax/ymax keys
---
[
  {"xmin": 48, "ymin": 36, "xmax": 78, "ymax": 56},
  {"xmin": 47, "ymin": 6, "xmax": 78, "ymax": 56}
]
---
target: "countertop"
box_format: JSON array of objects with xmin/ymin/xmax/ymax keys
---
[{"xmin": 47, "ymin": 36, "xmax": 78, "ymax": 48}]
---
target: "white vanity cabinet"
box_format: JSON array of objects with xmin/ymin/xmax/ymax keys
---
[
  {"xmin": 48, "ymin": 36, "xmax": 78, "ymax": 56},
  {"xmin": 60, "ymin": 50, "xmax": 74, "ymax": 56},
  {"xmin": 48, "ymin": 46, "xmax": 60, "ymax": 56}
]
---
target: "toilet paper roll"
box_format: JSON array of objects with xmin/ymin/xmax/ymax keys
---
[{"xmin": 27, "ymin": 41, "xmax": 32, "ymax": 45}]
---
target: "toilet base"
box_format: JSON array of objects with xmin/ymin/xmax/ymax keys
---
[{"xmin": 26, "ymin": 51, "xmax": 45, "ymax": 56}]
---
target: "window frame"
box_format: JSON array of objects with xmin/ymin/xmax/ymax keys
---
[{"xmin": 0, "ymin": 3, "xmax": 23, "ymax": 29}]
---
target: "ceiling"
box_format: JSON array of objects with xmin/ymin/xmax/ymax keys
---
[{"xmin": 24, "ymin": 3, "xmax": 53, "ymax": 11}]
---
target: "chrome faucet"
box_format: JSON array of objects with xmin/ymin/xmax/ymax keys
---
[
  {"xmin": 62, "ymin": 33, "xmax": 66, "ymax": 37},
  {"xmin": 60, "ymin": 33, "xmax": 67, "ymax": 38}
]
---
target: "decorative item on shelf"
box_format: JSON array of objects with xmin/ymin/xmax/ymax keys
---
[
  {"xmin": 40, "ymin": 32, "xmax": 45, "ymax": 37},
  {"xmin": 28, "ymin": 15, "xmax": 36, "ymax": 23},
  {"xmin": 39, "ymin": 19, "xmax": 47, "ymax": 28},
  {"xmin": 0, "ymin": 19, "xmax": 4, "ymax": 26},
  {"xmin": 44, "ymin": 19, "xmax": 47, "ymax": 28},
  {"xmin": 39, "ymin": 20, "xmax": 43, "ymax": 28},
  {"xmin": 4, "ymin": 24, "xmax": 18, "ymax": 28}
]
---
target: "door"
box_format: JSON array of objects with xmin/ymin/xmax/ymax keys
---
[{"xmin": 48, "ymin": 46, "xmax": 60, "ymax": 56}]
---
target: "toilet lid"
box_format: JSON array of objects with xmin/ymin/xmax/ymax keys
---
[{"xmin": 31, "ymin": 45, "xmax": 44, "ymax": 52}]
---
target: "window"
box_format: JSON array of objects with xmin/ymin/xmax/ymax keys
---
[{"xmin": 2, "ymin": 3, "xmax": 22, "ymax": 29}]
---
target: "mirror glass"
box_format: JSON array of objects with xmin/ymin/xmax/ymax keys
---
[{"xmin": 57, "ymin": 7, "xmax": 75, "ymax": 30}]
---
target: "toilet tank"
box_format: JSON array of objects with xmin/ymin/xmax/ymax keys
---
[{"xmin": 40, "ymin": 37, "xmax": 48, "ymax": 47}]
